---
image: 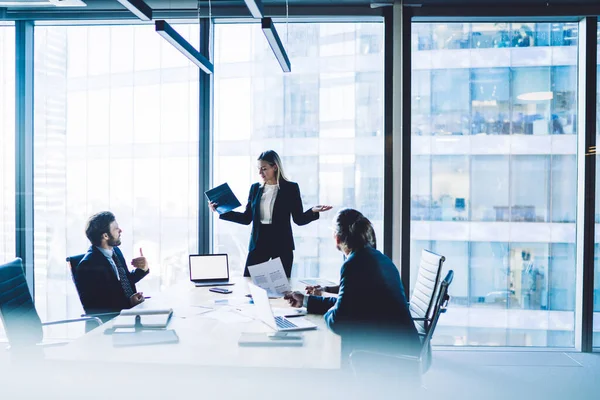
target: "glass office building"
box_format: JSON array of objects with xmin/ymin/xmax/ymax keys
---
[{"xmin": 411, "ymin": 22, "xmax": 586, "ymax": 346}]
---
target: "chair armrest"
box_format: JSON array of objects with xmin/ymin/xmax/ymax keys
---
[
  {"xmin": 42, "ymin": 316, "xmax": 103, "ymax": 328},
  {"xmin": 80, "ymin": 312, "xmax": 120, "ymax": 319},
  {"xmin": 412, "ymin": 317, "xmax": 430, "ymax": 322}
]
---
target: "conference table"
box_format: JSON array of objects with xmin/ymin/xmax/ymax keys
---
[
  {"xmin": 12, "ymin": 279, "xmax": 418, "ymax": 399},
  {"xmin": 44, "ymin": 277, "xmax": 341, "ymax": 371}
]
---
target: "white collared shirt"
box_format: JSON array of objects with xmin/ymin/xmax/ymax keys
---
[
  {"xmin": 96, "ymin": 246, "xmax": 120, "ymax": 280},
  {"xmin": 260, "ymin": 183, "xmax": 279, "ymax": 224}
]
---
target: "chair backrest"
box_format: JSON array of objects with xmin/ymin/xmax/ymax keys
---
[
  {"xmin": 66, "ymin": 254, "xmax": 85, "ymax": 283},
  {"xmin": 410, "ymin": 249, "xmax": 445, "ymax": 335},
  {"xmin": 348, "ymin": 270, "xmax": 454, "ymax": 382},
  {"xmin": 0, "ymin": 258, "xmax": 43, "ymax": 347},
  {"xmin": 418, "ymin": 270, "xmax": 453, "ymax": 364}
]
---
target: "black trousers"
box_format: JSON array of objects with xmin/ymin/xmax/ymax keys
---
[{"xmin": 244, "ymin": 224, "xmax": 294, "ymax": 278}]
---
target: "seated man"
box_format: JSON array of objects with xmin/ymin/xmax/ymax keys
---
[
  {"xmin": 75, "ymin": 211, "xmax": 149, "ymax": 319},
  {"xmin": 285, "ymin": 208, "xmax": 420, "ymax": 362},
  {"xmin": 304, "ymin": 223, "xmax": 377, "ymax": 296}
]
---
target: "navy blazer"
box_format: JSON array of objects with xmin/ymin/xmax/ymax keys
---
[
  {"xmin": 307, "ymin": 246, "xmax": 421, "ymax": 356},
  {"xmin": 74, "ymin": 246, "xmax": 149, "ymax": 316},
  {"xmin": 219, "ymin": 179, "xmax": 318, "ymax": 252}
]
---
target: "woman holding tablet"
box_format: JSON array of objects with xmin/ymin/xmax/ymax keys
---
[{"xmin": 209, "ymin": 150, "xmax": 331, "ymax": 278}]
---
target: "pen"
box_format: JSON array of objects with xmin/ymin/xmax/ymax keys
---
[{"xmin": 144, "ymin": 296, "xmax": 151, "ymax": 299}]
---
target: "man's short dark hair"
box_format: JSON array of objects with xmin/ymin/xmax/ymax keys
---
[{"xmin": 85, "ymin": 211, "xmax": 116, "ymax": 246}]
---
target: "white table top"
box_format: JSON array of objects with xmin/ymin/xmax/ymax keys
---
[{"xmin": 45, "ymin": 278, "xmax": 341, "ymax": 370}]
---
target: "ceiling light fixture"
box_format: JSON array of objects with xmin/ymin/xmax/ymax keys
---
[
  {"xmin": 262, "ymin": 17, "xmax": 291, "ymax": 73},
  {"xmin": 243, "ymin": 0, "xmax": 264, "ymax": 18},
  {"xmin": 155, "ymin": 20, "xmax": 214, "ymax": 74},
  {"xmin": 115, "ymin": 0, "xmax": 152, "ymax": 21}
]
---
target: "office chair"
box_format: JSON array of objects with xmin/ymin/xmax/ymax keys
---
[
  {"xmin": 410, "ymin": 250, "xmax": 445, "ymax": 340},
  {"xmin": 349, "ymin": 270, "xmax": 454, "ymax": 389},
  {"xmin": 0, "ymin": 258, "xmax": 102, "ymax": 354},
  {"xmin": 66, "ymin": 254, "xmax": 119, "ymax": 329},
  {"xmin": 66, "ymin": 254, "xmax": 85, "ymax": 281}
]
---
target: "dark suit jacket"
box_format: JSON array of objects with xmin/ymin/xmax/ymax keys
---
[
  {"xmin": 219, "ymin": 179, "xmax": 318, "ymax": 252},
  {"xmin": 74, "ymin": 246, "xmax": 149, "ymax": 316},
  {"xmin": 307, "ymin": 246, "xmax": 421, "ymax": 357}
]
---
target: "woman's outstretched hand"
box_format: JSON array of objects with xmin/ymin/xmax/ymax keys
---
[
  {"xmin": 208, "ymin": 201, "xmax": 218, "ymax": 212},
  {"xmin": 311, "ymin": 205, "xmax": 333, "ymax": 213}
]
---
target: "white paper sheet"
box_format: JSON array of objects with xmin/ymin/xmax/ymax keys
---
[
  {"xmin": 247, "ymin": 258, "xmax": 291, "ymax": 298},
  {"xmin": 203, "ymin": 309, "xmax": 254, "ymax": 324}
]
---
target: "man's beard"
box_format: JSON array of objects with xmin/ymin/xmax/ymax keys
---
[{"xmin": 107, "ymin": 234, "xmax": 121, "ymax": 247}]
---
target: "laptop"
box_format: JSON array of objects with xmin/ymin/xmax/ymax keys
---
[
  {"xmin": 248, "ymin": 283, "xmax": 317, "ymax": 332},
  {"xmin": 189, "ymin": 254, "xmax": 235, "ymax": 287}
]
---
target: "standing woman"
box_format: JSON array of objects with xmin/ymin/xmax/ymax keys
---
[{"xmin": 208, "ymin": 150, "xmax": 332, "ymax": 277}]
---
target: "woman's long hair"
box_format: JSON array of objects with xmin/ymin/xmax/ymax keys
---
[
  {"xmin": 333, "ymin": 208, "xmax": 376, "ymax": 253},
  {"xmin": 257, "ymin": 150, "xmax": 288, "ymax": 184}
]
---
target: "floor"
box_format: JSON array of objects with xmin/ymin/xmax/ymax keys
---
[
  {"xmin": 0, "ymin": 346, "xmax": 599, "ymax": 399},
  {"xmin": 424, "ymin": 350, "xmax": 600, "ymax": 400}
]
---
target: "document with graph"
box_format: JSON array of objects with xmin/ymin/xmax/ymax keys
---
[{"xmin": 247, "ymin": 258, "xmax": 291, "ymax": 298}]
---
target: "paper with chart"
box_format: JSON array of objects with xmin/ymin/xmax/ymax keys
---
[{"xmin": 247, "ymin": 258, "xmax": 291, "ymax": 298}]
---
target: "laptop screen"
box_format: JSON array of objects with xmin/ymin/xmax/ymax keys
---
[{"xmin": 189, "ymin": 254, "xmax": 229, "ymax": 282}]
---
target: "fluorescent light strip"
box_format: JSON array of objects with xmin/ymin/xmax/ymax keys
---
[
  {"xmin": 116, "ymin": 0, "xmax": 152, "ymax": 21},
  {"xmin": 0, "ymin": 1, "xmax": 53, "ymax": 5},
  {"xmin": 243, "ymin": 0, "xmax": 264, "ymax": 18},
  {"xmin": 261, "ymin": 17, "xmax": 291, "ymax": 73},
  {"xmin": 155, "ymin": 20, "xmax": 214, "ymax": 75}
]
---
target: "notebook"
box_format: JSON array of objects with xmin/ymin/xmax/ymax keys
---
[
  {"xmin": 113, "ymin": 308, "xmax": 174, "ymax": 329},
  {"xmin": 238, "ymin": 332, "xmax": 304, "ymax": 347}
]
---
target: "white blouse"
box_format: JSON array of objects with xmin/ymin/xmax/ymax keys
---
[{"xmin": 260, "ymin": 184, "xmax": 279, "ymax": 224}]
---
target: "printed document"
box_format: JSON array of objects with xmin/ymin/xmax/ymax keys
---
[{"xmin": 247, "ymin": 258, "xmax": 291, "ymax": 297}]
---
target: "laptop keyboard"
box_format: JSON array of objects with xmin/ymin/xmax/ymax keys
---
[{"xmin": 274, "ymin": 316, "xmax": 298, "ymax": 329}]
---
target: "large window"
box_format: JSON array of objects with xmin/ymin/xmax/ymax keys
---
[
  {"xmin": 33, "ymin": 25, "xmax": 200, "ymax": 333},
  {"xmin": 412, "ymin": 22, "xmax": 578, "ymax": 347},
  {"xmin": 0, "ymin": 25, "xmax": 15, "ymax": 266},
  {"xmin": 213, "ymin": 23, "xmax": 384, "ymax": 279},
  {"xmin": 595, "ymin": 22, "xmax": 600, "ymax": 348},
  {"xmin": 0, "ymin": 25, "xmax": 15, "ymax": 341}
]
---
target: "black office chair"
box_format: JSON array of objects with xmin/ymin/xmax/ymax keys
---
[
  {"xmin": 0, "ymin": 258, "xmax": 102, "ymax": 354},
  {"xmin": 66, "ymin": 254, "xmax": 85, "ymax": 282},
  {"xmin": 349, "ymin": 270, "xmax": 454, "ymax": 389},
  {"xmin": 66, "ymin": 255, "xmax": 119, "ymax": 328}
]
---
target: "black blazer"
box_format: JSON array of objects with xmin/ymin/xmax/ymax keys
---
[
  {"xmin": 74, "ymin": 246, "xmax": 149, "ymax": 316},
  {"xmin": 219, "ymin": 179, "xmax": 318, "ymax": 252},
  {"xmin": 307, "ymin": 246, "xmax": 421, "ymax": 356}
]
